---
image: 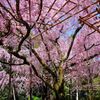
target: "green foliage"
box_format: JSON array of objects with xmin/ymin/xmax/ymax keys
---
[
  {"xmin": 93, "ymin": 76, "xmax": 100, "ymax": 90},
  {"xmin": 93, "ymin": 76, "xmax": 100, "ymax": 84},
  {"xmin": 64, "ymin": 85, "xmax": 69, "ymax": 94},
  {"xmin": 34, "ymin": 43, "xmax": 40, "ymax": 49},
  {"xmin": 32, "ymin": 96, "xmax": 42, "ymax": 100},
  {"xmin": 94, "ymin": 90, "xmax": 100, "ymax": 100},
  {"xmin": 0, "ymin": 86, "xmax": 9, "ymax": 100},
  {"xmin": 27, "ymin": 95, "xmax": 42, "ymax": 100},
  {"xmin": 0, "ymin": 32, "xmax": 4, "ymax": 37},
  {"xmin": 18, "ymin": 92, "xmax": 27, "ymax": 100}
]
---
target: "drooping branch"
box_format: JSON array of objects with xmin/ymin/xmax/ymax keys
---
[
  {"xmin": 0, "ymin": 50, "xmax": 55, "ymax": 93},
  {"xmin": 31, "ymin": 47, "xmax": 57, "ymax": 78},
  {"xmin": 25, "ymin": 44, "xmax": 57, "ymax": 78},
  {"xmin": 16, "ymin": 28, "xmax": 31, "ymax": 53},
  {"xmin": 6, "ymin": 0, "xmax": 15, "ymax": 13},
  {"xmin": 38, "ymin": 29, "xmax": 51, "ymax": 61},
  {"xmin": 0, "ymin": 18, "xmax": 12, "ymax": 37},
  {"xmin": 11, "ymin": 52, "xmax": 29, "ymax": 65},
  {"xmin": 37, "ymin": 0, "xmax": 56, "ymax": 28},
  {"xmin": 0, "ymin": 1, "xmax": 29, "ymax": 28},
  {"xmin": 15, "ymin": 0, "xmax": 30, "ymax": 28},
  {"xmin": 84, "ymin": 43, "xmax": 100, "ymax": 51},
  {"xmin": 36, "ymin": 0, "xmax": 43, "ymax": 22},
  {"xmin": 0, "ymin": 1, "xmax": 31, "ymax": 54},
  {"xmin": 0, "ymin": 2, "xmax": 17, "ymax": 20},
  {"xmin": 0, "ymin": 59, "xmax": 24, "ymax": 65},
  {"xmin": 28, "ymin": 0, "xmax": 31, "ymax": 21},
  {"xmin": 52, "ymin": 0, "xmax": 69, "ymax": 19},
  {"xmin": 69, "ymin": 52, "xmax": 100, "ymax": 67},
  {"xmin": 31, "ymin": 64, "xmax": 55, "ymax": 91},
  {"xmin": 63, "ymin": 24, "xmax": 84, "ymax": 62},
  {"xmin": 31, "ymin": 0, "xmax": 43, "ymax": 28},
  {"xmin": 8, "ymin": 53, "xmax": 12, "ymax": 100}
]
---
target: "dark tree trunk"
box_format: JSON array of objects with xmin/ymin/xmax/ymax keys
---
[
  {"xmin": 55, "ymin": 92, "xmax": 65, "ymax": 100},
  {"xmin": 55, "ymin": 80, "xmax": 66, "ymax": 100}
]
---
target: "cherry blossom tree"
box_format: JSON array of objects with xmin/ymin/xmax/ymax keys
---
[{"xmin": 0, "ymin": 0, "xmax": 100, "ymax": 100}]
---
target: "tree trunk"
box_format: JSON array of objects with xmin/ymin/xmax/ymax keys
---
[
  {"xmin": 55, "ymin": 80, "xmax": 65, "ymax": 100},
  {"xmin": 55, "ymin": 91, "xmax": 65, "ymax": 100}
]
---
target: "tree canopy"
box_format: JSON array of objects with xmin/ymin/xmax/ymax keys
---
[{"xmin": 0, "ymin": 0, "xmax": 100, "ymax": 100}]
